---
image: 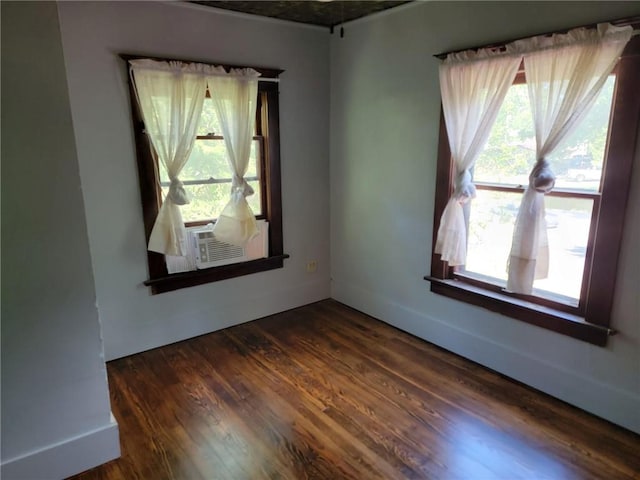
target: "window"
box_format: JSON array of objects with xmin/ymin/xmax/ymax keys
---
[
  {"xmin": 124, "ymin": 55, "xmax": 287, "ymax": 294},
  {"xmin": 466, "ymin": 72, "xmax": 615, "ymax": 307},
  {"xmin": 428, "ymin": 30, "xmax": 639, "ymax": 345}
]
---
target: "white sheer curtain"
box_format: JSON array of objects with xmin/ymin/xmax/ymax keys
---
[
  {"xmin": 207, "ymin": 69, "xmax": 261, "ymax": 246},
  {"xmin": 129, "ymin": 59, "xmax": 207, "ymax": 256},
  {"xmin": 506, "ymin": 24, "xmax": 632, "ymax": 294},
  {"xmin": 435, "ymin": 50, "xmax": 521, "ymax": 265}
]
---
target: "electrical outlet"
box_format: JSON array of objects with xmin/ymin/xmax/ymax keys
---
[{"xmin": 306, "ymin": 260, "xmax": 318, "ymax": 273}]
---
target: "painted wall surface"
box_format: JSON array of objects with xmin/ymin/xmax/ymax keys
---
[
  {"xmin": 330, "ymin": 2, "xmax": 640, "ymax": 432},
  {"xmin": 1, "ymin": 2, "xmax": 119, "ymax": 477},
  {"xmin": 57, "ymin": 1, "xmax": 331, "ymax": 360}
]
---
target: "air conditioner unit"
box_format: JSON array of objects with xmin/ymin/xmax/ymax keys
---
[
  {"xmin": 165, "ymin": 220, "xmax": 269, "ymax": 274},
  {"xmin": 193, "ymin": 230, "xmax": 246, "ymax": 268}
]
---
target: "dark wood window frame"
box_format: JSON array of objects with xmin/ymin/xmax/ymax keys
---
[
  {"xmin": 123, "ymin": 54, "xmax": 288, "ymax": 294},
  {"xmin": 426, "ymin": 31, "xmax": 640, "ymax": 346}
]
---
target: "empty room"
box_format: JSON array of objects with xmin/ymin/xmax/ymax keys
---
[{"xmin": 2, "ymin": 1, "xmax": 639, "ymax": 479}]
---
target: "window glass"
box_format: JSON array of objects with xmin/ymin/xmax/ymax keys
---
[
  {"xmin": 465, "ymin": 190, "xmax": 519, "ymax": 284},
  {"xmin": 159, "ymin": 97, "xmax": 262, "ymax": 223},
  {"xmin": 464, "ymin": 75, "xmax": 615, "ymax": 306},
  {"xmin": 473, "ymin": 76, "xmax": 615, "ymax": 190},
  {"xmin": 465, "ymin": 191, "xmax": 593, "ymax": 304},
  {"xmin": 552, "ymin": 75, "xmax": 615, "ymax": 191},
  {"xmin": 474, "ymin": 83, "xmax": 534, "ymax": 186},
  {"xmin": 197, "ymin": 98, "xmax": 222, "ymax": 136},
  {"xmin": 532, "ymin": 196, "xmax": 593, "ymax": 303}
]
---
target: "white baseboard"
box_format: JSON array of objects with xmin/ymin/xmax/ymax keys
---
[
  {"xmin": 1, "ymin": 417, "xmax": 120, "ymax": 480},
  {"xmin": 331, "ymin": 280, "xmax": 640, "ymax": 434}
]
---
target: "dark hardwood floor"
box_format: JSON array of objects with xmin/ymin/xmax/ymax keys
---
[{"xmin": 71, "ymin": 300, "xmax": 640, "ymax": 479}]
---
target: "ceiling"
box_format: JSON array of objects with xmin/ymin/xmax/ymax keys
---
[{"xmin": 191, "ymin": 1, "xmax": 413, "ymax": 29}]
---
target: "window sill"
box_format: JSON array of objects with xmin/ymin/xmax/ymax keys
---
[
  {"xmin": 145, "ymin": 254, "xmax": 289, "ymax": 294},
  {"xmin": 424, "ymin": 276, "xmax": 613, "ymax": 346}
]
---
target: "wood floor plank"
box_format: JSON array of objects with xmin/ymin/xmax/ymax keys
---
[
  {"xmin": 313, "ymin": 301, "xmax": 640, "ymax": 478},
  {"xmin": 258, "ymin": 306, "xmax": 571, "ymax": 479},
  {"xmin": 251, "ymin": 319, "xmax": 499, "ymax": 479},
  {"xmin": 221, "ymin": 325, "xmax": 402, "ymax": 479},
  {"xmin": 190, "ymin": 332, "xmax": 360, "ymax": 479},
  {"xmin": 70, "ymin": 300, "xmax": 640, "ymax": 480}
]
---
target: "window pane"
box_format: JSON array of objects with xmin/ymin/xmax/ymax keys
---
[
  {"xmin": 161, "ymin": 181, "xmax": 263, "ymax": 223},
  {"xmin": 246, "ymin": 139, "xmax": 260, "ymax": 179},
  {"xmin": 465, "ymin": 190, "xmax": 519, "ymax": 283},
  {"xmin": 474, "ymin": 75, "xmax": 615, "ymax": 193},
  {"xmin": 196, "ymin": 98, "xmax": 258, "ymax": 137},
  {"xmin": 552, "ymin": 75, "xmax": 615, "ymax": 192},
  {"xmin": 162, "ymin": 183, "xmax": 230, "ymax": 222},
  {"xmin": 474, "ymin": 84, "xmax": 535, "ymax": 186},
  {"xmin": 466, "ymin": 75, "xmax": 615, "ymax": 305},
  {"xmin": 247, "ymin": 179, "xmax": 261, "ymax": 214},
  {"xmin": 158, "ymin": 139, "xmax": 262, "ymax": 222},
  {"xmin": 532, "ymin": 196, "xmax": 593, "ymax": 304},
  {"xmin": 160, "ymin": 140, "xmax": 231, "ymax": 183},
  {"xmin": 171, "ymin": 139, "xmax": 259, "ymax": 181},
  {"xmin": 465, "ymin": 190, "xmax": 593, "ymax": 305},
  {"xmin": 197, "ymin": 98, "xmax": 222, "ymax": 136}
]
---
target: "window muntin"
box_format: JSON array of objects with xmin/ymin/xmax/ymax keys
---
[{"xmin": 463, "ymin": 74, "xmax": 615, "ymax": 308}]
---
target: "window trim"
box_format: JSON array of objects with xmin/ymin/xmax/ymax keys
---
[
  {"xmin": 123, "ymin": 54, "xmax": 288, "ymax": 294},
  {"xmin": 426, "ymin": 35, "xmax": 640, "ymax": 346}
]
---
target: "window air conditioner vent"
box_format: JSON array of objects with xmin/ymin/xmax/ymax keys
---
[
  {"xmin": 165, "ymin": 220, "xmax": 269, "ymax": 273},
  {"xmin": 196, "ymin": 231, "xmax": 245, "ymax": 266}
]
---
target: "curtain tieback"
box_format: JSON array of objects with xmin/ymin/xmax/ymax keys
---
[
  {"xmin": 454, "ymin": 169, "xmax": 476, "ymax": 204},
  {"xmin": 231, "ymin": 174, "xmax": 254, "ymax": 199},
  {"xmin": 168, "ymin": 177, "xmax": 190, "ymax": 205},
  {"xmin": 529, "ymin": 158, "xmax": 555, "ymax": 193}
]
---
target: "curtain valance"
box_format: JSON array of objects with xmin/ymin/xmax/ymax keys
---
[
  {"xmin": 509, "ymin": 23, "xmax": 633, "ymax": 56},
  {"xmin": 441, "ymin": 23, "xmax": 632, "ymax": 65},
  {"xmin": 129, "ymin": 58, "xmax": 261, "ymax": 79}
]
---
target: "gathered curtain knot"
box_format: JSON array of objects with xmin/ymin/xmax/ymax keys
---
[
  {"xmin": 529, "ymin": 158, "xmax": 556, "ymax": 193},
  {"xmin": 231, "ymin": 174, "xmax": 254, "ymax": 199},
  {"xmin": 168, "ymin": 176, "xmax": 190, "ymax": 205},
  {"xmin": 454, "ymin": 169, "xmax": 476, "ymax": 204}
]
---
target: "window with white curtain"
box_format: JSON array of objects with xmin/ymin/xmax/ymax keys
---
[
  {"xmin": 158, "ymin": 96, "xmax": 265, "ymax": 225},
  {"xmin": 124, "ymin": 55, "xmax": 287, "ymax": 294},
  {"xmin": 428, "ymin": 22, "xmax": 639, "ymax": 346},
  {"xmin": 465, "ymin": 72, "xmax": 616, "ymax": 306}
]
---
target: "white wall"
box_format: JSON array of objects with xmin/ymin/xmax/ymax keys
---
[
  {"xmin": 57, "ymin": 1, "xmax": 331, "ymax": 361},
  {"xmin": 330, "ymin": 1, "xmax": 640, "ymax": 433},
  {"xmin": 1, "ymin": 2, "xmax": 119, "ymax": 478}
]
